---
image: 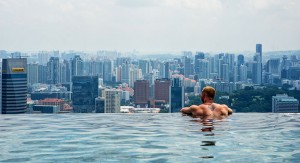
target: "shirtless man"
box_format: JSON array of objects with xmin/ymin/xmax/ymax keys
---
[{"xmin": 180, "ymin": 86, "xmax": 233, "ymax": 120}]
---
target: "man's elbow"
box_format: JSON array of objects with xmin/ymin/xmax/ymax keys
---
[{"xmin": 180, "ymin": 107, "xmax": 190, "ymax": 114}]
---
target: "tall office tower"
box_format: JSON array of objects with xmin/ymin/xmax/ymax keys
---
[
  {"xmin": 72, "ymin": 76, "xmax": 98, "ymax": 113},
  {"xmin": 195, "ymin": 52, "xmax": 205, "ymax": 60},
  {"xmin": 194, "ymin": 52, "xmax": 205, "ymax": 76},
  {"xmin": 38, "ymin": 51, "xmax": 50, "ymax": 65},
  {"xmin": 47, "ymin": 57, "xmax": 60, "ymax": 84},
  {"xmin": 171, "ymin": 77, "xmax": 184, "ymax": 113},
  {"xmin": 129, "ymin": 68, "xmax": 142, "ymax": 87},
  {"xmin": 121, "ymin": 61, "xmax": 131, "ymax": 84},
  {"xmin": 158, "ymin": 62, "xmax": 165, "ymax": 79},
  {"xmin": 237, "ymin": 54, "xmax": 245, "ymax": 67},
  {"xmin": 116, "ymin": 57, "xmax": 131, "ymax": 67},
  {"xmin": 252, "ymin": 61, "xmax": 262, "ymax": 84},
  {"xmin": 104, "ymin": 89, "xmax": 121, "ymax": 113},
  {"xmin": 38, "ymin": 65, "xmax": 47, "ymax": 83},
  {"xmin": 71, "ymin": 55, "xmax": 83, "ymax": 76},
  {"xmin": 60, "ymin": 61, "xmax": 68, "ymax": 84},
  {"xmin": 266, "ymin": 58, "xmax": 281, "ymax": 76},
  {"xmin": 252, "ymin": 44, "xmax": 263, "ymax": 84},
  {"xmin": 256, "ymin": 44, "xmax": 262, "ymax": 62},
  {"xmin": 139, "ymin": 60, "xmax": 151, "ymax": 76},
  {"xmin": 208, "ymin": 57, "xmax": 216, "ymax": 77},
  {"xmin": 281, "ymin": 55, "xmax": 290, "ymax": 78},
  {"xmin": 2, "ymin": 58, "xmax": 27, "ymax": 114},
  {"xmin": 115, "ymin": 66, "xmax": 122, "ymax": 82},
  {"xmin": 239, "ymin": 64, "xmax": 248, "ymax": 82},
  {"xmin": 95, "ymin": 97, "xmax": 105, "ymax": 113},
  {"xmin": 134, "ymin": 80, "xmax": 149, "ymax": 107},
  {"xmin": 63, "ymin": 60, "xmax": 71, "ymax": 83},
  {"xmin": 155, "ymin": 78, "xmax": 171, "ymax": 104},
  {"xmin": 164, "ymin": 62, "xmax": 170, "ymax": 79},
  {"xmin": 150, "ymin": 60, "xmax": 159, "ymax": 70},
  {"xmin": 27, "ymin": 63, "xmax": 39, "ymax": 85},
  {"xmin": 94, "ymin": 60, "xmax": 103, "ymax": 78},
  {"xmin": 196, "ymin": 59, "xmax": 209, "ymax": 79},
  {"xmin": 103, "ymin": 59, "xmax": 113, "ymax": 83},
  {"xmin": 237, "ymin": 54, "xmax": 245, "ymax": 81},
  {"xmin": 233, "ymin": 65, "xmax": 238, "ymax": 83},
  {"xmin": 83, "ymin": 61, "xmax": 92, "ymax": 76},
  {"xmin": 221, "ymin": 64, "xmax": 229, "ymax": 82},
  {"xmin": 183, "ymin": 56, "xmax": 193, "ymax": 78}
]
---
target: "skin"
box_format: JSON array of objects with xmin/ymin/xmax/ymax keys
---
[{"xmin": 180, "ymin": 92, "xmax": 233, "ymax": 120}]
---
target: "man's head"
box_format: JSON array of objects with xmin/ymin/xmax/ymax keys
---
[{"xmin": 201, "ymin": 86, "xmax": 216, "ymax": 103}]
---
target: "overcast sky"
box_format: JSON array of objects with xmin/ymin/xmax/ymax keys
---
[{"xmin": 0, "ymin": 0, "xmax": 299, "ymax": 53}]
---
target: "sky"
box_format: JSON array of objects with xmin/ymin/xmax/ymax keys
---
[{"xmin": 0, "ymin": 0, "xmax": 299, "ymax": 54}]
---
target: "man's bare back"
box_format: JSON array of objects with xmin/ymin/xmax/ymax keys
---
[
  {"xmin": 181, "ymin": 86, "xmax": 233, "ymax": 120},
  {"xmin": 181, "ymin": 103, "xmax": 232, "ymax": 120}
]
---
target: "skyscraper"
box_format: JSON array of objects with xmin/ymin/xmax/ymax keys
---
[
  {"xmin": 72, "ymin": 76, "xmax": 98, "ymax": 113},
  {"xmin": 47, "ymin": 57, "xmax": 60, "ymax": 84},
  {"xmin": 171, "ymin": 77, "xmax": 184, "ymax": 113},
  {"xmin": 256, "ymin": 44, "xmax": 262, "ymax": 62},
  {"xmin": 71, "ymin": 55, "xmax": 83, "ymax": 76},
  {"xmin": 252, "ymin": 44, "xmax": 263, "ymax": 84},
  {"xmin": 134, "ymin": 80, "xmax": 149, "ymax": 107},
  {"xmin": 104, "ymin": 89, "xmax": 121, "ymax": 113},
  {"xmin": 183, "ymin": 56, "xmax": 193, "ymax": 78},
  {"xmin": 2, "ymin": 58, "xmax": 27, "ymax": 114},
  {"xmin": 155, "ymin": 78, "xmax": 171, "ymax": 104},
  {"xmin": 103, "ymin": 59, "xmax": 113, "ymax": 83},
  {"xmin": 27, "ymin": 63, "xmax": 39, "ymax": 85}
]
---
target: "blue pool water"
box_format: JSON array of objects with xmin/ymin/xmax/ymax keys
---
[{"xmin": 0, "ymin": 113, "xmax": 299, "ymax": 162}]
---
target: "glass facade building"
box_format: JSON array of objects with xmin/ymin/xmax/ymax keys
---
[
  {"xmin": 72, "ymin": 76, "xmax": 98, "ymax": 113},
  {"xmin": 2, "ymin": 58, "xmax": 27, "ymax": 114}
]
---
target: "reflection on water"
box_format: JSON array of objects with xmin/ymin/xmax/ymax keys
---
[{"xmin": 0, "ymin": 113, "xmax": 300, "ymax": 162}]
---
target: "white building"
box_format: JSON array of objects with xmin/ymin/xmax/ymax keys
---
[
  {"xmin": 104, "ymin": 89, "xmax": 121, "ymax": 113},
  {"xmin": 272, "ymin": 94, "xmax": 299, "ymax": 113}
]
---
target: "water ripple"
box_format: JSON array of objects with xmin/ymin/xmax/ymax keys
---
[{"xmin": 0, "ymin": 113, "xmax": 300, "ymax": 162}]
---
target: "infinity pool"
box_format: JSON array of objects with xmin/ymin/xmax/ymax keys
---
[{"xmin": 0, "ymin": 113, "xmax": 299, "ymax": 162}]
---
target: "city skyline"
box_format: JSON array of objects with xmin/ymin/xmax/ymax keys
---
[{"xmin": 0, "ymin": 0, "xmax": 299, "ymax": 53}]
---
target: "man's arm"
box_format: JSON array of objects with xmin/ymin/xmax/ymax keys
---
[{"xmin": 180, "ymin": 105, "xmax": 202, "ymax": 115}]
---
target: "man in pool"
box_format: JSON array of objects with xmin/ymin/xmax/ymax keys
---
[{"xmin": 180, "ymin": 86, "xmax": 233, "ymax": 120}]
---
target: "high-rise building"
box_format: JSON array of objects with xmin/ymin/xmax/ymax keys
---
[
  {"xmin": 171, "ymin": 77, "xmax": 184, "ymax": 113},
  {"xmin": 266, "ymin": 58, "xmax": 281, "ymax": 76},
  {"xmin": 72, "ymin": 76, "xmax": 98, "ymax": 113},
  {"xmin": 239, "ymin": 64, "xmax": 248, "ymax": 82},
  {"xmin": 71, "ymin": 55, "xmax": 83, "ymax": 76},
  {"xmin": 194, "ymin": 52, "xmax": 205, "ymax": 76},
  {"xmin": 27, "ymin": 63, "xmax": 39, "ymax": 85},
  {"xmin": 2, "ymin": 58, "xmax": 27, "ymax": 114},
  {"xmin": 38, "ymin": 65, "xmax": 47, "ymax": 84},
  {"xmin": 256, "ymin": 44, "xmax": 262, "ymax": 62},
  {"xmin": 253, "ymin": 44, "xmax": 263, "ymax": 84},
  {"xmin": 164, "ymin": 62, "xmax": 170, "ymax": 79},
  {"xmin": 103, "ymin": 59, "xmax": 113, "ymax": 83},
  {"xmin": 183, "ymin": 56, "xmax": 193, "ymax": 78},
  {"xmin": 104, "ymin": 89, "xmax": 121, "ymax": 113},
  {"xmin": 196, "ymin": 59, "xmax": 209, "ymax": 79},
  {"xmin": 155, "ymin": 79, "xmax": 171, "ymax": 104},
  {"xmin": 121, "ymin": 61, "xmax": 131, "ymax": 84},
  {"xmin": 237, "ymin": 54, "xmax": 245, "ymax": 67},
  {"xmin": 47, "ymin": 57, "xmax": 60, "ymax": 84},
  {"xmin": 221, "ymin": 64, "xmax": 229, "ymax": 82},
  {"xmin": 134, "ymin": 80, "xmax": 149, "ymax": 107}
]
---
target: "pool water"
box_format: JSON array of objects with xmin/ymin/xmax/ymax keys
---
[{"xmin": 0, "ymin": 113, "xmax": 299, "ymax": 162}]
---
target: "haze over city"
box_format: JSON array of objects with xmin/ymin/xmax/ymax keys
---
[{"xmin": 0, "ymin": 0, "xmax": 299, "ymax": 53}]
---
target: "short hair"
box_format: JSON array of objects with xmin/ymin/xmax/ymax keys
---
[{"xmin": 202, "ymin": 86, "xmax": 216, "ymax": 99}]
